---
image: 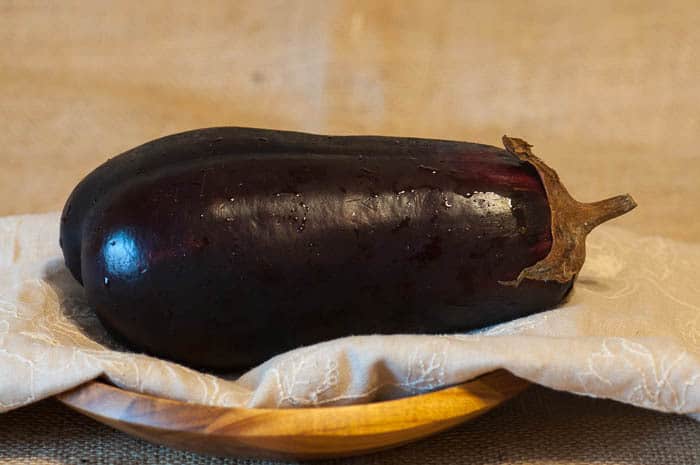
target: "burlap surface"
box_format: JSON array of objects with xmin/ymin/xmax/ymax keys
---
[
  {"xmin": 1, "ymin": 1, "xmax": 698, "ymax": 463},
  {"xmin": 2, "ymin": 386, "xmax": 699, "ymax": 465}
]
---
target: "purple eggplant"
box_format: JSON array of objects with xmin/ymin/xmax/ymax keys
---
[{"xmin": 60, "ymin": 128, "xmax": 635, "ymax": 370}]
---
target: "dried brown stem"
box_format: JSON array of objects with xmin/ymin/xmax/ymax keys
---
[{"xmin": 501, "ymin": 136, "xmax": 637, "ymax": 286}]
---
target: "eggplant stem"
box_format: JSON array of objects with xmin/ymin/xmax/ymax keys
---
[
  {"xmin": 579, "ymin": 195, "xmax": 637, "ymax": 232},
  {"xmin": 500, "ymin": 136, "xmax": 637, "ymax": 286}
]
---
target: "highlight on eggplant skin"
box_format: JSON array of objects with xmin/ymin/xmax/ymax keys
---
[{"xmin": 59, "ymin": 127, "xmax": 635, "ymax": 370}]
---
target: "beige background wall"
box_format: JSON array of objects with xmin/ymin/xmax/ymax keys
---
[
  {"xmin": 1, "ymin": 1, "xmax": 698, "ymax": 241},
  {"xmin": 1, "ymin": 1, "xmax": 698, "ymax": 464}
]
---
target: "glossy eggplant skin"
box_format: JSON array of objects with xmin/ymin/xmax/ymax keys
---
[{"xmin": 61, "ymin": 128, "xmax": 572, "ymax": 370}]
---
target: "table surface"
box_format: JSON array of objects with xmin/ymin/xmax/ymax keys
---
[{"xmin": 1, "ymin": 1, "xmax": 698, "ymax": 463}]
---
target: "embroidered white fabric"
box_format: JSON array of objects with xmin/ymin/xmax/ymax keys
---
[{"xmin": 1, "ymin": 212, "xmax": 698, "ymax": 418}]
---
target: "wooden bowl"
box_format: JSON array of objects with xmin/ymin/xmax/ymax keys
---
[{"xmin": 56, "ymin": 370, "xmax": 529, "ymax": 460}]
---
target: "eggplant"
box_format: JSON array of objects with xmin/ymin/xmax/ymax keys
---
[{"xmin": 60, "ymin": 128, "xmax": 636, "ymax": 370}]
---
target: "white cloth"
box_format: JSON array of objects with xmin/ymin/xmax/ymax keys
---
[{"xmin": 1, "ymin": 212, "xmax": 698, "ymax": 417}]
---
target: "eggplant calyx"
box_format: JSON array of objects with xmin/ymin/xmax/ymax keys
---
[{"xmin": 500, "ymin": 135, "xmax": 637, "ymax": 286}]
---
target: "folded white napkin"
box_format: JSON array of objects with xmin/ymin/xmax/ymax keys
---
[{"xmin": 1, "ymin": 212, "xmax": 698, "ymax": 418}]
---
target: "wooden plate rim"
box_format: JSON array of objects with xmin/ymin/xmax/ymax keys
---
[{"xmin": 56, "ymin": 369, "xmax": 530, "ymax": 459}]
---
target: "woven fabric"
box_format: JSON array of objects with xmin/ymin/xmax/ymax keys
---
[
  {"xmin": 3, "ymin": 214, "xmax": 700, "ymax": 416},
  {"xmin": 1, "ymin": 386, "xmax": 699, "ymax": 465}
]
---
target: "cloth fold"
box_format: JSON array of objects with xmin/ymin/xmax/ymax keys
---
[{"xmin": 1, "ymin": 212, "xmax": 698, "ymax": 417}]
